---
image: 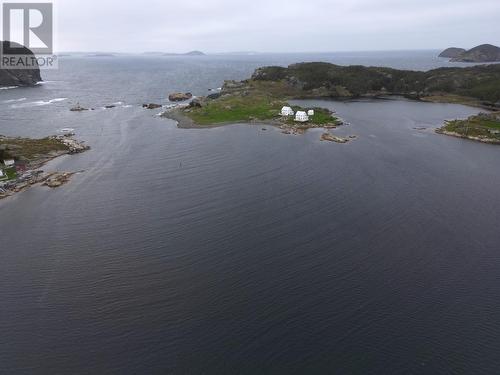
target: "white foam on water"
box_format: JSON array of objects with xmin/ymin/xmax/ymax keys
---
[
  {"xmin": 2, "ymin": 97, "xmax": 27, "ymax": 103},
  {"xmin": 10, "ymin": 97, "xmax": 68, "ymax": 108},
  {"xmin": 0, "ymin": 86, "xmax": 18, "ymax": 90}
]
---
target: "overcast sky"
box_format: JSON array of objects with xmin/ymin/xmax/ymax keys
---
[{"xmin": 54, "ymin": 0, "xmax": 500, "ymax": 53}]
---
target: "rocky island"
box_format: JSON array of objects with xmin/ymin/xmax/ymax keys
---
[
  {"xmin": 439, "ymin": 44, "xmax": 500, "ymax": 63},
  {"xmin": 0, "ymin": 41, "xmax": 42, "ymax": 86}
]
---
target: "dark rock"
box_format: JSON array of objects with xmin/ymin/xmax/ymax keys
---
[
  {"xmin": 142, "ymin": 103, "xmax": 162, "ymax": 109},
  {"xmin": 189, "ymin": 98, "xmax": 202, "ymax": 108},
  {"xmin": 168, "ymin": 92, "xmax": 192, "ymax": 102},
  {"xmin": 105, "ymin": 105, "xmax": 116, "ymax": 109},
  {"xmin": 207, "ymin": 92, "xmax": 221, "ymax": 100},
  {"xmin": 70, "ymin": 104, "xmax": 89, "ymax": 112},
  {"xmin": 0, "ymin": 41, "xmax": 42, "ymax": 86}
]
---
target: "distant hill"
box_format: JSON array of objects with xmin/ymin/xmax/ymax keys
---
[
  {"xmin": 248, "ymin": 62, "xmax": 500, "ymax": 107},
  {"xmin": 451, "ymin": 44, "xmax": 500, "ymax": 62},
  {"xmin": 439, "ymin": 47, "xmax": 466, "ymax": 58},
  {"xmin": 439, "ymin": 44, "xmax": 500, "ymax": 63},
  {"xmin": 163, "ymin": 51, "xmax": 206, "ymax": 56}
]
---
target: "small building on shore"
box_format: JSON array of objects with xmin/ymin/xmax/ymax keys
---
[
  {"xmin": 3, "ymin": 159, "xmax": 15, "ymax": 167},
  {"xmin": 281, "ymin": 106, "xmax": 294, "ymax": 116},
  {"xmin": 295, "ymin": 111, "xmax": 309, "ymax": 122},
  {"xmin": 307, "ymin": 109, "xmax": 315, "ymax": 116}
]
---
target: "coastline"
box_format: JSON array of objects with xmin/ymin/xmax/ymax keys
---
[
  {"xmin": 435, "ymin": 128, "xmax": 500, "ymax": 144},
  {"xmin": 0, "ymin": 136, "xmax": 89, "ymax": 200}
]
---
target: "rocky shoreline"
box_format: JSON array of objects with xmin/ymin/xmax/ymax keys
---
[
  {"xmin": 0, "ymin": 135, "xmax": 89, "ymax": 200},
  {"xmin": 435, "ymin": 129, "xmax": 500, "ymax": 144}
]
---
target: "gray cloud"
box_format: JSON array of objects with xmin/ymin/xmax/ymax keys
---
[{"xmin": 55, "ymin": 0, "xmax": 500, "ymax": 52}]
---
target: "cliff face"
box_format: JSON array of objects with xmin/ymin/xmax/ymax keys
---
[
  {"xmin": 451, "ymin": 44, "xmax": 500, "ymax": 63},
  {"xmin": 439, "ymin": 47, "xmax": 466, "ymax": 58},
  {"xmin": 250, "ymin": 62, "xmax": 500, "ymax": 106},
  {"xmin": 0, "ymin": 41, "xmax": 42, "ymax": 86}
]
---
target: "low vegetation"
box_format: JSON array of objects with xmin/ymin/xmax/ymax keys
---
[
  {"xmin": 251, "ymin": 62, "xmax": 500, "ymax": 108},
  {"xmin": 186, "ymin": 93, "xmax": 286, "ymax": 125},
  {"xmin": 437, "ymin": 112, "xmax": 500, "ymax": 143},
  {"xmin": 0, "ymin": 136, "xmax": 69, "ymax": 161},
  {"xmin": 183, "ymin": 90, "xmax": 338, "ymax": 127}
]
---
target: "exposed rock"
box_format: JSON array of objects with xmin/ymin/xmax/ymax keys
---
[
  {"xmin": 70, "ymin": 104, "xmax": 89, "ymax": 112},
  {"xmin": 439, "ymin": 47, "xmax": 466, "ymax": 58},
  {"xmin": 0, "ymin": 41, "xmax": 42, "ymax": 86},
  {"xmin": 189, "ymin": 98, "xmax": 203, "ymax": 108},
  {"xmin": 52, "ymin": 136, "xmax": 90, "ymax": 154},
  {"xmin": 451, "ymin": 44, "xmax": 500, "ymax": 62},
  {"xmin": 168, "ymin": 92, "xmax": 192, "ymax": 102},
  {"xmin": 207, "ymin": 92, "xmax": 222, "ymax": 100},
  {"xmin": 105, "ymin": 105, "xmax": 116, "ymax": 109},
  {"xmin": 320, "ymin": 132, "xmax": 349, "ymax": 143},
  {"xmin": 43, "ymin": 172, "xmax": 74, "ymax": 188},
  {"xmin": 143, "ymin": 103, "xmax": 162, "ymax": 109}
]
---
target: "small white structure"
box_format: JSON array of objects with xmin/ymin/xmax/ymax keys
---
[
  {"xmin": 0, "ymin": 169, "xmax": 4, "ymax": 178},
  {"xmin": 3, "ymin": 159, "xmax": 14, "ymax": 167},
  {"xmin": 295, "ymin": 111, "xmax": 309, "ymax": 122},
  {"xmin": 281, "ymin": 106, "xmax": 294, "ymax": 116},
  {"xmin": 307, "ymin": 109, "xmax": 315, "ymax": 116}
]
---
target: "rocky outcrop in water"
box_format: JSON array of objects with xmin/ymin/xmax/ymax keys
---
[
  {"xmin": 0, "ymin": 41, "xmax": 42, "ymax": 86},
  {"xmin": 168, "ymin": 92, "xmax": 193, "ymax": 102}
]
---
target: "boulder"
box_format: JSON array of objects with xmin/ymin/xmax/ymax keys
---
[
  {"xmin": 189, "ymin": 98, "xmax": 203, "ymax": 108},
  {"xmin": 142, "ymin": 103, "xmax": 162, "ymax": 109},
  {"xmin": 168, "ymin": 92, "xmax": 193, "ymax": 102}
]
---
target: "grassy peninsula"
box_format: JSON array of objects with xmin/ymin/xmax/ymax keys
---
[{"xmin": 437, "ymin": 112, "xmax": 500, "ymax": 144}]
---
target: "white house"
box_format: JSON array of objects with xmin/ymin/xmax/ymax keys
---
[
  {"xmin": 307, "ymin": 109, "xmax": 315, "ymax": 116},
  {"xmin": 0, "ymin": 169, "xmax": 4, "ymax": 177},
  {"xmin": 295, "ymin": 111, "xmax": 309, "ymax": 122},
  {"xmin": 3, "ymin": 159, "xmax": 14, "ymax": 167},
  {"xmin": 281, "ymin": 106, "xmax": 294, "ymax": 116}
]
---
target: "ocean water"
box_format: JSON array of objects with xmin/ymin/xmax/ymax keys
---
[{"xmin": 1, "ymin": 51, "xmax": 500, "ymax": 374}]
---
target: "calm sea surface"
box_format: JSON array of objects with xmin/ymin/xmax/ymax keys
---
[{"xmin": 1, "ymin": 51, "xmax": 500, "ymax": 374}]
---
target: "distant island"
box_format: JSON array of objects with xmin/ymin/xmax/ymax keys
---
[
  {"xmin": 0, "ymin": 41, "xmax": 41, "ymax": 86},
  {"xmin": 439, "ymin": 44, "xmax": 500, "ymax": 62},
  {"xmin": 163, "ymin": 51, "xmax": 206, "ymax": 56},
  {"xmin": 438, "ymin": 47, "xmax": 466, "ymax": 59}
]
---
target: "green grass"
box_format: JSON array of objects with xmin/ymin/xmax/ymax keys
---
[
  {"xmin": 0, "ymin": 167, "xmax": 16, "ymax": 181},
  {"xmin": 5, "ymin": 167, "xmax": 17, "ymax": 180},
  {"xmin": 184, "ymin": 90, "xmax": 339, "ymax": 127},
  {"xmin": 186, "ymin": 94, "xmax": 286, "ymax": 125},
  {"xmin": 290, "ymin": 106, "xmax": 338, "ymax": 125},
  {"xmin": 0, "ymin": 137, "xmax": 69, "ymax": 161},
  {"xmin": 441, "ymin": 113, "xmax": 500, "ymax": 140}
]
